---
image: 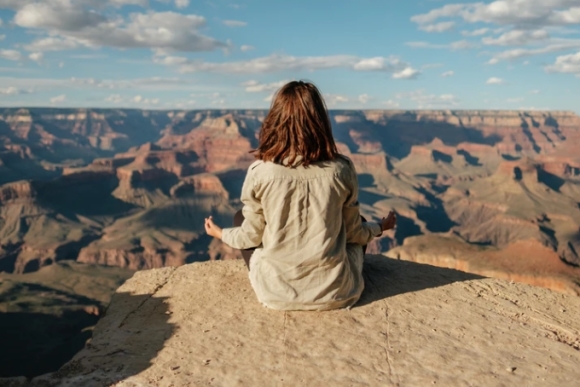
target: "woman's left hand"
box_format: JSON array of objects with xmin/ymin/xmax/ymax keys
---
[{"xmin": 204, "ymin": 216, "xmax": 223, "ymax": 239}]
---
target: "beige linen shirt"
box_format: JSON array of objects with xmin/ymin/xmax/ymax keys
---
[{"xmin": 221, "ymin": 155, "xmax": 382, "ymax": 311}]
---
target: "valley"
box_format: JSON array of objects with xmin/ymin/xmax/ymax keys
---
[{"xmin": 1, "ymin": 108, "xmax": 579, "ymax": 288}]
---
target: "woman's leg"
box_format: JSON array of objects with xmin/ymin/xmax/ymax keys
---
[{"xmin": 233, "ymin": 210, "xmax": 254, "ymax": 270}]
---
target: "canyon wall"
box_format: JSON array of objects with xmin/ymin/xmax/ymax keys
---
[{"xmin": 0, "ymin": 108, "xmax": 579, "ymax": 294}]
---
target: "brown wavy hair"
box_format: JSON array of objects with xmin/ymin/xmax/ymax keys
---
[{"xmin": 251, "ymin": 80, "xmax": 339, "ymax": 167}]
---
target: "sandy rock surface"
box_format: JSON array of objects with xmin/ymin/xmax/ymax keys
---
[{"xmin": 21, "ymin": 256, "xmax": 580, "ymax": 387}]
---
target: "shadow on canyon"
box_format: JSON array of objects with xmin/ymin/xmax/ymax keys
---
[
  {"xmin": 0, "ymin": 309, "xmax": 99, "ymax": 379},
  {"xmin": 0, "ymin": 283, "xmax": 102, "ymax": 379},
  {"xmin": 0, "ymin": 289, "xmax": 174, "ymax": 383},
  {"xmin": 332, "ymin": 112, "xmax": 504, "ymax": 159}
]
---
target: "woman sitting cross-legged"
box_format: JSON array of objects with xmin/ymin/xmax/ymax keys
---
[{"xmin": 204, "ymin": 80, "xmax": 397, "ymax": 311}]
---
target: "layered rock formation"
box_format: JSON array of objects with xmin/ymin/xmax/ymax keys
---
[
  {"xmin": 7, "ymin": 258, "xmax": 580, "ymax": 386},
  {"xmin": 359, "ymin": 110, "xmax": 580, "ymax": 158},
  {"xmin": 0, "ymin": 109, "xmax": 578, "ymax": 293},
  {"xmin": 0, "ymin": 108, "xmax": 171, "ymax": 184}
]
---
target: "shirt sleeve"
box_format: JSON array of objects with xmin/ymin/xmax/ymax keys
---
[
  {"xmin": 342, "ymin": 159, "xmax": 382, "ymax": 245},
  {"xmin": 221, "ymin": 164, "xmax": 265, "ymax": 250}
]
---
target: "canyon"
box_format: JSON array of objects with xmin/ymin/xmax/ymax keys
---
[
  {"xmin": 1, "ymin": 107, "xmax": 580, "ymax": 378},
  {"xmin": 1, "ymin": 108, "xmax": 579, "ymax": 284}
]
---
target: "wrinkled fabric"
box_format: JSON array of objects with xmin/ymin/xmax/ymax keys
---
[{"xmin": 221, "ymin": 155, "xmax": 382, "ymax": 311}]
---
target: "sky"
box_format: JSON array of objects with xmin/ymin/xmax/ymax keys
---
[{"xmin": 0, "ymin": 0, "xmax": 579, "ymax": 111}]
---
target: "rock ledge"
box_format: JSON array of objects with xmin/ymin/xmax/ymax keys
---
[{"xmin": 17, "ymin": 256, "xmax": 580, "ymax": 386}]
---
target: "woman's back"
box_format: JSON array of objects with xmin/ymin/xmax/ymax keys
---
[
  {"xmin": 205, "ymin": 80, "xmax": 394, "ymax": 311},
  {"xmin": 222, "ymin": 155, "xmax": 381, "ymax": 310}
]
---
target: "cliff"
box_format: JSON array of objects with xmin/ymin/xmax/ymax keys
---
[
  {"xmin": 0, "ymin": 261, "xmax": 133, "ymax": 379},
  {"xmin": 8, "ymin": 256, "xmax": 579, "ymax": 387}
]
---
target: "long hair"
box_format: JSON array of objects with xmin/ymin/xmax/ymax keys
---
[{"xmin": 251, "ymin": 80, "xmax": 339, "ymax": 167}]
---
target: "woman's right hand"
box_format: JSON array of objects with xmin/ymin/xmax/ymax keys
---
[{"xmin": 381, "ymin": 211, "xmax": 397, "ymax": 231}]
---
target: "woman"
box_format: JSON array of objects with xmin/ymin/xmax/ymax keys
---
[{"xmin": 204, "ymin": 80, "xmax": 396, "ymax": 311}]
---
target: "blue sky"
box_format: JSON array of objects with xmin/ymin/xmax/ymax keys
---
[{"xmin": 0, "ymin": 0, "xmax": 579, "ymax": 111}]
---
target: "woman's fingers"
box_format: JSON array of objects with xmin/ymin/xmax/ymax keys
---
[{"xmin": 381, "ymin": 212, "xmax": 397, "ymax": 230}]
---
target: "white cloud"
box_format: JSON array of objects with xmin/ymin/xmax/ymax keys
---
[
  {"xmin": 392, "ymin": 67, "xmax": 420, "ymax": 79},
  {"xmin": 70, "ymin": 54, "xmax": 108, "ymax": 59},
  {"xmin": 530, "ymin": 89, "xmax": 541, "ymax": 94},
  {"xmin": 545, "ymin": 50, "xmax": 580, "ymax": 76},
  {"xmin": 486, "ymin": 77, "xmax": 506, "ymax": 85},
  {"xmin": 358, "ymin": 94, "xmax": 370, "ymax": 104},
  {"xmin": 465, "ymin": 1, "xmax": 580, "ymax": 27},
  {"xmin": 105, "ymin": 94, "xmax": 124, "ymax": 103},
  {"xmin": 410, "ymin": 4, "xmax": 466, "ymax": 25},
  {"xmin": 353, "ymin": 57, "xmax": 420, "ymax": 78},
  {"xmin": 353, "ymin": 57, "xmax": 387, "ymax": 71},
  {"xmin": 211, "ymin": 97, "xmax": 226, "ymax": 106},
  {"xmin": 0, "ymin": 35, "xmax": 5, "ymax": 41},
  {"xmin": 441, "ymin": 70, "xmax": 455, "ymax": 77},
  {"xmin": 0, "ymin": 86, "xmax": 30, "ymax": 95},
  {"xmin": 24, "ymin": 37, "xmax": 80, "ymax": 52},
  {"xmin": 14, "ymin": 3, "xmax": 103, "ymax": 30},
  {"xmin": 104, "ymin": 93, "xmax": 160, "ymax": 105},
  {"xmin": 412, "ymin": 1, "xmax": 580, "ymax": 28},
  {"xmin": 0, "ymin": 49, "xmax": 23, "ymax": 61},
  {"xmin": 152, "ymin": 54, "xmax": 189, "ymax": 66},
  {"xmin": 113, "ymin": 0, "xmax": 148, "ymax": 6},
  {"xmin": 0, "ymin": 0, "xmax": 29, "ymax": 8},
  {"xmin": 222, "ymin": 19, "xmax": 247, "ymax": 27},
  {"xmin": 395, "ymin": 89, "xmax": 459, "ymax": 109},
  {"xmin": 482, "ymin": 29, "xmax": 550, "ymax": 46},
  {"xmin": 0, "ymin": 0, "xmax": 148, "ymax": 10},
  {"xmin": 172, "ymin": 99, "xmax": 197, "ymax": 109},
  {"xmin": 135, "ymin": 95, "xmax": 160, "ymax": 104},
  {"xmin": 412, "ymin": 1, "xmax": 580, "ymax": 68},
  {"xmin": 263, "ymin": 94, "xmax": 274, "ymax": 103},
  {"xmin": 175, "ymin": 0, "xmax": 189, "ymax": 8},
  {"xmin": 241, "ymin": 80, "xmax": 289, "ymax": 93},
  {"xmin": 461, "ymin": 28, "xmax": 490, "ymax": 36},
  {"xmin": 383, "ymin": 99, "xmax": 400, "ymax": 108},
  {"xmin": 450, "ymin": 40, "xmax": 478, "ymax": 50},
  {"xmin": 419, "ymin": 21, "xmax": 455, "ymax": 32},
  {"xmin": 486, "ymin": 39, "xmax": 580, "ymax": 64},
  {"xmin": 240, "ymin": 45, "xmax": 255, "ymax": 52},
  {"xmin": 0, "ymin": 75, "xmax": 201, "ymax": 95},
  {"xmin": 506, "ymin": 97, "xmax": 524, "ymax": 103},
  {"xmin": 157, "ymin": 53, "xmax": 418, "ymax": 77},
  {"xmin": 406, "ymin": 39, "xmax": 477, "ymax": 50},
  {"xmin": 9, "ymin": 1, "xmax": 228, "ymax": 53},
  {"xmin": 0, "ymin": 17, "xmax": 3, "ymax": 27},
  {"xmin": 50, "ymin": 94, "xmax": 66, "ymax": 104},
  {"xmin": 324, "ymin": 94, "xmax": 349, "ymax": 106},
  {"xmin": 28, "ymin": 52, "xmax": 43, "ymax": 63}
]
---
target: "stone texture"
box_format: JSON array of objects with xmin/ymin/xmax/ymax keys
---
[{"xmin": 19, "ymin": 256, "xmax": 580, "ymax": 387}]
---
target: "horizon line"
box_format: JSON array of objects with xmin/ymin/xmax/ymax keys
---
[{"xmin": 0, "ymin": 107, "xmax": 578, "ymax": 115}]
